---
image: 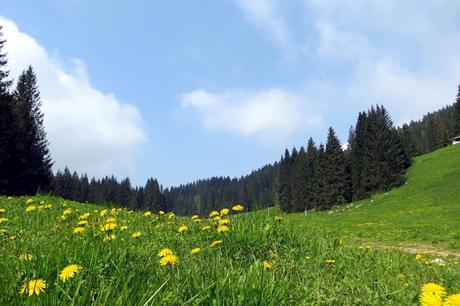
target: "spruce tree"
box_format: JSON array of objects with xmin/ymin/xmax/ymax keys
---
[
  {"xmin": 304, "ymin": 138, "xmax": 318, "ymax": 210},
  {"xmin": 454, "ymin": 85, "xmax": 460, "ymax": 134},
  {"xmin": 13, "ymin": 66, "xmax": 53, "ymax": 194},
  {"xmin": 350, "ymin": 112, "xmax": 367, "ymax": 200},
  {"xmin": 278, "ymin": 149, "xmax": 291, "ymax": 212},
  {"xmin": 312, "ymin": 144, "xmax": 326, "ymax": 210},
  {"xmin": 290, "ymin": 146, "xmax": 308, "ymax": 212}
]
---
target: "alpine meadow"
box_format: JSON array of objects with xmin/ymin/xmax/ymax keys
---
[{"xmin": 1, "ymin": 2, "xmax": 460, "ymax": 306}]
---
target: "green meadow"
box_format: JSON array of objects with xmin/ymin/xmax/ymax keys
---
[{"xmin": 0, "ymin": 145, "xmax": 459, "ymax": 305}]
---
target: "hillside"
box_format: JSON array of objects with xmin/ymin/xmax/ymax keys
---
[{"xmin": 288, "ymin": 144, "xmax": 460, "ymax": 251}]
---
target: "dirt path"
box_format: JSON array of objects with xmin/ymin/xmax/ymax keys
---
[{"xmin": 375, "ymin": 244, "xmax": 460, "ymax": 258}]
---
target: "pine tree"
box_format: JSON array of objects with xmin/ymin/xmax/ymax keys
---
[
  {"xmin": 13, "ymin": 66, "xmax": 53, "ymax": 194},
  {"xmin": 312, "ymin": 144, "xmax": 326, "ymax": 210},
  {"xmin": 350, "ymin": 112, "xmax": 367, "ymax": 200},
  {"xmin": 290, "ymin": 146, "xmax": 308, "ymax": 212},
  {"xmin": 278, "ymin": 149, "xmax": 291, "ymax": 212},
  {"xmin": 304, "ymin": 138, "xmax": 318, "ymax": 210},
  {"xmin": 144, "ymin": 178, "xmax": 165, "ymax": 212},
  {"xmin": 454, "ymin": 85, "xmax": 460, "ymax": 134}
]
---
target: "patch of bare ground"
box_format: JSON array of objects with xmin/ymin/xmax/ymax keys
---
[{"xmin": 375, "ymin": 244, "xmax": 460, "ymax": 258}]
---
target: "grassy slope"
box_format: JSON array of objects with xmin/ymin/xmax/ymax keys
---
[{"xmin": 288, "ymin": 144, "xmax": 460, "ymax": 250}]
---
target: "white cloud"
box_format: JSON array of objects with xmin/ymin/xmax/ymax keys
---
[
  {"xmin": 181, "ymin": 88, "xmax": 322, "ymax": 145},
  {"xmin": 0, "ymin": 17, "xmax": 147, "ymax": 179}
]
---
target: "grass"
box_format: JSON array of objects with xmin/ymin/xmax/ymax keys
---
[
  {"xmin": 288, "ymin": 144, "xmax": 460, "ymax": 251},
  {"xmin": 0, "ymin": 145, "xmax": 459, "ymax": 305}
]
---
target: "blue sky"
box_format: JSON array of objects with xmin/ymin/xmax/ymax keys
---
[{"xmin": 1, "ymin": 1, "xmax": 459, "ymax": 187}]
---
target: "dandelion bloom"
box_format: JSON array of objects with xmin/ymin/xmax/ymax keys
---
[
  {"xmin": 102, "ymin": 223, "xmax": 117, "ymax": 231},
  {"xmin": 59, "ymin": 264, "xmax": 82, "ymax": 282},
  {"xmin": 262, "ymin": 261, "xmax": 272, "ymax": 270},
  {"xmin": 132, "ymin": 231, "xmax": 142, "ymax": 238},
  {"xmin": 0, "ymin": 228, "xmax": 7, "ymax": 234},
  {"xmin": 202, "ymin": 225, "xmax": 211, "ymax": 231},
  {"xmin": 103, "ymin": 234, "xmax": 116, "ymax": 241},
  {"xmin": 120, "ymin": 225, "xmax": 129, "ymax": 231},
  {"xmin": 191, "ymin": 215, "xmax": 200, "ymax": 220},
  {"xmin": 217, "ymin": 225, "xmax": 230, "ymax": 233},
  {"xmin": 219, "ymin": 219, "xmax": 230, "ymax": 226},
  {"xmin": 232, "ymin": 204, "xmax": 244, "ymax": 211},
  {"xmin": 445, "ymin": 294, "xmax": 460, "ymax": 306},
  {"xmin": 158, "ymin": 248, "xmax": 174, "ymax": 258},
  {"xmin": 178, "ymin": 225, "xmax": 188, "ymax": 233},
  {"xmin": 77, "ymin": 220, "xmax": 88, "ymax": 226},
  {"xmin": 159, "ymin": 254, "xmax": 179, "ymax": 266},
  {"xmin": 421, "ymin": 283, "xmax": 446, "ymax": 298},
  {"xmin": 0, "ymin": 208, "xmax": 5, "ymax": 213},
  {"xmin": 100, "ymin": 209, "xmax": 108, "ymax": 217},
  {"xmin": 325, "ymin": 259, "xmax": 335, "ymax": 265},
  {"xmin": 191, "ymin": 248, "xmax": 201, "ymax": 254},
  {"xmin": 275, "ymin": 215, "xmax": 284, "ymax": 222},
  {"xmin": 78, "ymin": 212, "xmax": 90, "ymax": 220},
  {"xmin": 220, "ymin": 208, "xmax": 229, "ymax": 215},
  {"xmin": 26, "ymin": 205, "xmax": 36, "ymax": 212},
  {"xmin": 144, "ymin": 211, "xmax": 152, "ymax": 217},
  {"xmin": 0, "ymin": 217, "xmax": 7, "ymax": 223},
  {"xmin": 20, "ymin": 279, "xmax": 46, "ymax": 296},
  {"xmin": 159, "ymin": 210, "xmax": 165, "ymax": 215},
  {"xmin": 210, "ymin": 240, "xmax": 223, "ymax": 247},
  {"xmin": 168, "ymin": 213, "xmax": 175, "ymax": 220},
  {"xmin": 19, "ymin": 254, "xmax": 33, "ymax": 261},
  {"xmin": 26, "ymin": 198, "xmax": 34, "ymax": 204},
  {"xmin": 73, "ymin": 227, "xmax": 85, "ymax": 234},
  {"xmin": 415, "ymin": 254, "xmax": 423, "ymax": 260},
  {"xmin": 209, "ymin": 211, "xmax": 220, "ymax": 218},
  {"xmin": 63, "ymin": 208, "xmax": 72, "ymax": 215},
  {"xmin": 419, "ymin": 293, "xmax": 443, "ymax": 306},
  {"xmin": 105, "ymin": 217, "xmax": 116, "ymax": 223}
]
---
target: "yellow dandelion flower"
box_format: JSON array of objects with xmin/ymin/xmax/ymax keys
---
[
  {"xmin": 209, "ymin": 211, "xmax": 219, "ymax": 218},
  {"xmin": 217, "ymin": 225, "xmax": 230, "ymax": 233},
  {"xmin": 159, "ymin": 210, "xmax": 165, "ymax": 215},
  {"xmin": 78, "ymin": 212, "xmax": 90, "ymax": 220},
  {"xmin": 37, "ymin": 205, "xmax": 45, "ymax": 211},
  {"xmin": 59, "ymin": 264, "xmax": 82, "ymax": 282},
  {"xmin": 220, "ymin": 208, "xmax": 229, "ymax": 215},
  {"xmin": 77, "ymin": 220, "xmax": 88, "ymax": 226},
  {"xmin": 158, "ymin": 248, "xmax": 174, "ymax": 258},
  {"xmin": 305, "ymin": 256, "xmax": 311, "ymax": 260},
  {"xmin": 132, "ymin": 231, "xmax": 142, "ymax": 238},
  {"xmin": 438, "ymin": 262, "xmax": 446, "ymax": 267},
  {"xmin": 210, "ymin": 240, "xmax": 223, "ymax": 247},
  {"xmin": 0, "ymin": 228, "xmax": 7, "ymax": 234},
  {"xmin": 105, "ymin": 217, "xmax": 116, "ymax": 223},
  {"xmin": 20, "ymin": 279, "xmax": 46, "ymax": 296},
  {"xmin": 26, "ymin": 198, "xmax": 34, "ymax": 204},
  {"xmin": 19, "ymin": 253, "xmax": 33, "ymax": 261},
  {"xmin": 178, "ymin": 225, "xmax": 188, "ymax": 233},
  {"xmin": 275, "ymin": 215, "xmax": 284, "ymax": 222},
  {"xmin": 103, "ymin": 234, "xmax": 116, "ymax": 241},
  {"xmin": 26, "ymin": 205, "xmax": 36, "ymax": 212},
  {"xmin": 262, "ymin": 260, "xmax": 272, "ymax": 270},
  {"xmin": 0, "ymin": 217, "xmax": 7, "ymax": 223},
  {"xmin": 415, "ymin": 254, "xmax": 423, "ymax": 260},
  {"xmin": 445, "ymin": 294, "xmax": 460, "ymax": 306},
  {"xmin": 100, "ymin": 209, "xmax": 108, "ymax": 217},
  {"xmin": 144, "ymin": 211, "xmax": 152, "ymax": 217},
  {"xmin": 202, "ymin": 225, "xmax": 211, "ymax": 231},
  {"xmin": 168, "ymin": 213, "xmax": 175, "ymax": 219},
  {"xmin": 193, "ymin": 217, "xmax": 202, "ymax": 222},
  {"xmin": 0, "ymin": 208, "xmax": 5, "ymax": 213},
  {"xmin": 102, "ymin": 223, "xmax": 117, "ymax": 231},
  {"xmin": 421, "ymin": 283, "xmax": 446, "ymax": 297},
  {"xmin": 120, "ymin": 225, "xmax": 128, "ymax": 231},
  {"xmin": 232, "ymin": 204, "xmax": 244, "ymax": 211},
  {"xmin": 213, "ymin": 216, "xmax": 222, "ymax": 221},
  {"xmin": 219, "ymin": 219, "xmax": 230, "ymax": 225},
  {"xmin": 7, "ymin": 196, "xmax": 12, "ymax": 200},
  {"xmin": 63, "ymin": 208, "xmax": 72, "ymax": 215},
  {"xmin": 325, "ymin": 259, "xmax": 335, "ymax": 265},
  {"xmin": 191, "ymin": 215, "xmax": 199, "ymax": 220},
  {"xmin": 159, "ymin": 254, "xmax": 179, "ymax": 266},
  {"xmin": 73, "ymin": 227, "xmax": 85, "ymax": 234},
  {"xmin": 420, "ymin": 292, "xmax": 443, "ymax": 306},
  {"xmin": 191, "ymin": 247, "xmax": 201, "ymax": 254}
]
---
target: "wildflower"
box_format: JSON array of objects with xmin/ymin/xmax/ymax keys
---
[
  {"xmin": 77, "ymin": 220, "xmax": 88, "ymax": 226},
  {"xmin": 202, "ymin": 225, "xmax": 211, "ymax": 231},
  {"xmin": 0, "ymin": 228, "xmax": 7, "ymax": 234},
  {"xmin": 159, "ymin": 254, "xmax": 179, "ymax": 266},
  {"xmin": 209, "ymin": 211, "xmax": 220, "ymax": 218},
  {"xmin": 105, "ymin": 217, "xmax": 116, "ymax": 223},
  {"xmin": 217, "ymin": 225, "xmax": 230, "ymax": 233},
  {"xmin": 0, "ymin": 208, "xmax": 5, "ymax": 213},
  {"xmin": 191, "ymin": 247, "xmax": 201, "ymax": 254},
  {"xmin": 262, "ymin": 261, "xmax": 272, "ymax": 270},
  {"xmin": 415, "ymin": 254, "xmax": 422, "ymax": 260},
  {"xmin": 232, "ymin": 204, "xmax": 244, "ymax": 212},
  {"xmin": 305, "ymin": 256, "xmax": 311, "ymax": 260},
  {"xmin": 325, "ymin": 259, "xmax": 335, "ymax": 265},
  {"xmin": 63, "ymin": 208, "xmax": 72, "ymax": 215},
  {"xmin": 78, "ymin": 212, "xmax": 90, "ymax": 220},
  {"xmin": 275, "ymin": 215, "xmax": 284, "ymax": 222},
  {"xmin": 0, "ymin": 217, "xmax": 7, "ymax": 223},
  {"xmin": 73, "ymin": 227, "xmax": 85, "ymax": 234},
  {"xmin": 210, "ymin": 240, "xmax": 223, "ymax": 247},
  {"xmin": 59, "ymin": 264, "xmax": 82, "ymax": 282},
  {"xmin": 7, "ymin": 196, "xmax": 12, "ymax": 200},
  {"xmin": 168, "ymin": 213, "xmax": 175, "ymax": 220},
  {"xmin": 420, "ymin": 293, "xmax": 443, "ymax": 306},
  {"xmin": 104, "ymin": 234, "xmax": 116, "ymax": 241},
  {"xmin": 445, "ymin": 294, "xmax": 460, "ymax": 306},
  {"xmin": 19, "ymin": 254, "xmax": 33, "ymax": 261},
  {"xmin": 178, "ymin": 225, "xmax": 188, "ymax": 233},
  {"xmin": 159, "ymin": 210, "xmax": 165, "ymax": 215},
  {"xmin": 26, "ymin": 198, "xmax": 34, "ymax": 204},
  {"xmin": 219, "ymin": 219, "xmax": 230, "ymax": 225},
  {"xmin": 120, "ymin": 225, "xmax": 128, "ymax": 231},
  {"xmin": 144, "ymin": 211, "xmax": 152, "ymax": 217},
  {"xmin": 213, "ymin": 216, "xmax": 222, "ymax": 221},
  {"xmin": 191, "ymin": 215, "xmax": 200, "ymax": 220},
  {"xmin": 20, "ymin": 279, "xmax": 46, "ymax": 296},
  {"xmin": 268, "ymin": 250, "xmax": 278, "ymax": 258},
  {"xmin": 158, "ymin": 248, "xmax": 174, "ymax": 258},
  {"xmin": 421, "ymin": 283, "xmax": 446, "ymax": 300},
  {"xmin": 102, "ymin": 223, "xmax": 117, "ymax": 231},
  {"xmin": 132, "ymin": 231, "xmax": 142, "ymax": 238},
  {"xmin": 220, "ymin": 208, "xmax": 229, "ymax": 215},
  {"xmin": 26, "ymin": 205, "xmax": 36, "ymax": 212},
  {"xmin": 100, "ymin": 209, "xmax": 108, "ymax": 217}
]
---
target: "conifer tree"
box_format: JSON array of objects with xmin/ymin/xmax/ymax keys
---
[
  {"xmin": 290, "ymin": 146, "xmax": 308, "ymax": 212},
  {"xmin": 278, "ymin": 149, "xmax": 291, "ymax": 212},
  {"xmin": 312, "ymin": 144, "xmax": 326, "ymax": 209},
  {"xmin": 350, "ymin": 112, "xmax": 367, "ymax": 200},
  {"xmin": 454, "ymin": 85, "xmax": 460, "ymax": 134},
  {"xmin": 304, "ymin": 138, "xmax": 318, "ymax": 210}
]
